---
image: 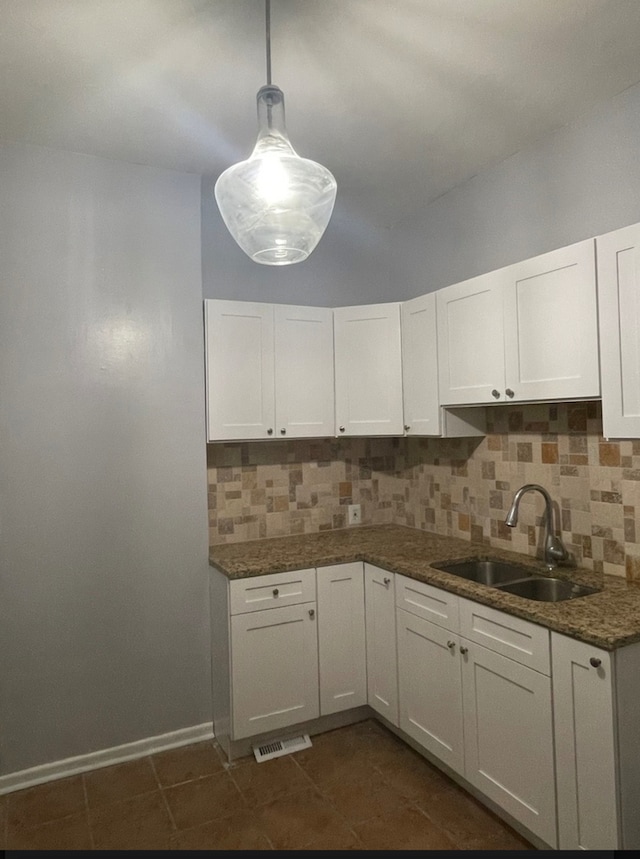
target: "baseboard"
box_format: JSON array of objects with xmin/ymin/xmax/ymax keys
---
[{"xmin": 0, "ymin": 721, "xmax": 214, "ymax": 796}]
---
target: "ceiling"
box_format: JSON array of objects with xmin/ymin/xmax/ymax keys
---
[{"xmin": 3, "ymin": 0, "xmax": 640, "ymax": 229}]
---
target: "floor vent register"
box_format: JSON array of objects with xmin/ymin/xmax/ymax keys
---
[{"xmin": 252, "ymin": 733, "xmax": 312, "ymax": 762}]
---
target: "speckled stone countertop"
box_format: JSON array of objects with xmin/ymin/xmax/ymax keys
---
[{"xmin": 209, "ymin": 524, "xmax": 640, "ymax": 651}]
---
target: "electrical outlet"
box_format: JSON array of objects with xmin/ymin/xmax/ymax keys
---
[{"xmin": 348, "ymin": 504, "xmax": 361, "ymax": 525}]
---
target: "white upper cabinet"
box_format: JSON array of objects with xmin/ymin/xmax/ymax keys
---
[
  {"xmin": 596, "ymin": 222, "xmax": 640, "ymax": 439},
  {"xmin": 205, "ymin": 299, "xmax": 334, "ymax": 441},
  {"xmin": 334, "ymin": 303, "xmax": 404, "ymax": 436},
  {"xmin": 437, "ymin": 240, "xmax": 600, "ymax": 405},
  {"xmin": 401, "ymin": 293, "xmax": 441, "ymax": 436}
]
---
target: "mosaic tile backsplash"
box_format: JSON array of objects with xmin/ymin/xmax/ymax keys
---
[{"xmin": 207, "ymin": 401, "xmax": 640, "ymax": 581}]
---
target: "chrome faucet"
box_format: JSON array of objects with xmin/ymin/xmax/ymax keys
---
[{"xmin": 505, "ymin": 484, "xmax": 572, "ymax": 570}]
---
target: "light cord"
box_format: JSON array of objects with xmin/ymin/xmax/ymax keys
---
[{"xmin": 265, "ymin": 0, "xmax": 272, "ymax": 85}]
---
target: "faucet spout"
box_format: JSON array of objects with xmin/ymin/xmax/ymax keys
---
[{"xmin": 505, "ymin": 483, "xmax": 571, "ymax": 570}]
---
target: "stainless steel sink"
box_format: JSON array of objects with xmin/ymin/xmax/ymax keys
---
[
  {"xmin": 496, "ymin": 576, "xmax": 599, "ymax": 602},
  {"xmin": 431, "ymin": 558, "xmax": 534, "ymax": 586}
]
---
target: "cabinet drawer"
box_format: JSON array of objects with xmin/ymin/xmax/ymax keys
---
[
  {"xmin": 395, "ymin": 574, "xmax": 459, "ymax": 631},
  {"xmin": 229, "ymin": 568, "xmax": 316, "ymax": 615},
  {"xmin": 459, "ymin": 597, "xmax": 550, "ymax": 675}
]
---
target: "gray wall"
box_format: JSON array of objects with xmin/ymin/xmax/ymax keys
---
[
  {"xmin": 391, "ymin": 80, "xmax": 640, "ymax": 297},
  {"xmin": 201, "ymin": 175, "xmax": 393, "ymax": 306},
  {"xmin": 0, "ymin": 143, "xmax": 210, "ymax": 775}
]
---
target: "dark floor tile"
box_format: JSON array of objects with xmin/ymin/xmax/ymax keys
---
[
  {"xmin": 321, "ymin": 767, "xmax": 409, "ymax": 825},
  {"xmin": 298, "ymin": 819, "xmax": 364, "ymax": 850},
  {"xmin": 84, "ymin": 757, "xmax": 158, "ymax": 808},
  {"xmin": 229, "ymin": 754, "xmax": 312, "ymax": 806},
  {"xmin": 421, "ymin": 783, "xmax": 522, "ymax": 848},
  {"xmin": 354, "ymin": 804, "xmax": 457, "ymax": 850},
  {"xmin": 7, "ymin": 812, "xmax": 92, "ymax": 850},
  {"xmin": 163, "ymin": 770, "xmax": 245, "ymax": 830},
  {"xmin": 169, "ymin": 809, "xmax": 272, "ymax": 850},
  {"xmin": 377, "ymin": 745, "xmax": 457, "ymax": 804},
  {"xmin": 89, "ymin": 790, "xmax": 173, "ymax": 850},
  {"xmin": 0, "ymin": 794, "xmax": 6, "ymax": 848},
  {"xmin": 7, "ymin": 775, "xmax": 86, "ymax": 828},
  {"xmin": 152, "ymin": 740, "xmax": 224, "ymax": 786},
  {"xmin": 257, "ymin": 786, "xmax": 349, "ymax": 850},
  {"xmin": 294, "ymin": 731, "xmax": 380, "ymax": 787}
]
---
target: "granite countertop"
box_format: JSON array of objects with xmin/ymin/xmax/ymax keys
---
[{"xmin": 209, "ymin": 524, "xmax": 640, "ymax": 651}]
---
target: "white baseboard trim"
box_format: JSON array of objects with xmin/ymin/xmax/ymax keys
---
[{"xmin": 0, "ymin": 721, "xmax": 214, "ymax": 796}]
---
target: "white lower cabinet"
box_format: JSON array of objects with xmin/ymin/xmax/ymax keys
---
[
  {"xmin": 364, "ymin": 565, "xmax": 399, "ymax": 726},
  {"xmin": 395, "ymin": 576, "xmax": 557, "ymax": 847}
]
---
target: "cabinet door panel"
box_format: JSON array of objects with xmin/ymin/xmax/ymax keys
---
[
  {"xmin": 437, "ymin": 272, "xmax": 505, "ymax": 405},
  {"xmin": 334, "ymin": 303, "xmax": 404, "ymax": 435},
  {"xmin": 597, "ymin": 223, "xmax": 640, "ymax": 438},
  {"xmin": 364, "ymin": 565, "xmax": 398, "ymax": 725},
  {"xmin": 503, "ymin": 239, "xmax": 599, "ymax": 402},
  {"xmin": 317, "ymin": 563, "xmax": 367, "ymax": 715},
  {"xmin": 231, "ymin": 603, "xmax": 319, "ymax": 739},
  {"xmin": 401, "ymin": 293, "xmax": 441, "ymax": 435},
  {"xmin": 551, "ymin": 633, "xmax": 618, "ymax": 850},
  {"xmin": 397, "ymin": 609, "xmax": 464, "ymax": 773},
  {"xmin": 274, "ymin": 305, "xmax": 335, "ymax": 438},
  {"xmin": 462, "ymin": 642, "xmax": 556, "ymax": 847},
  {"xmin": 205, "ymin": 300, "xmax": 275, "ymax": 440}
]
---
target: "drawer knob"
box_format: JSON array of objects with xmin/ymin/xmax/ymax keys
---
[
  {"xmin": 459, "ymin": 645, "xmax": 468, "ymax": 655},
  {"xmin": 273, "ymin": 588, "xmax": 279, "ymax": 597},
  {"xmin": 267, "ymin": 428, "xmax": 273, "ymax": 435},
  {"xmin": 447, "ymin": 640, "xmax": 456, "ymax": 650},
  {"xmin": 505, "ymin": 388, "xmax": 515, "ymax": 398},
  {"xmin": 404, "ymin": 425, "xmax": 410, "ymax": 432},
  {"xmin": 383, "ymin": 577, "xmax": 391, "ymax": 587},
  {"xmin": 339, "ymin": 426, "xmax": 346, "ymax": 433},
  {"xmin": 590, "ymin": 657, "xmax": 602, "ymax": 668},
  {"xmin": 280, "ymin": 428, "xmax": 286, "ymax": 435},
  {"xmin": 491, "ymin": 389, "xmax": 500, "ymax": 399},
  {"xmin": 309, "ymin": 608, "xmax": 315, "ymax": 619}
]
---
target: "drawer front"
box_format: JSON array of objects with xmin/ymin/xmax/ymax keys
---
[
  {"xmin": 229, "ymin": 568, "xmax": 316, "ymax": 615},
  {"xmin": 395, "ymin": 574, "xmax": 459, "ymax": 631},
  {"xmin": 459, "ymin": 597, "xmax": 550, "ymax": 674}
]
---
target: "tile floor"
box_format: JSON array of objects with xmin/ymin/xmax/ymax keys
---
[{"xmin": 0, "ymin": 719, "xmax": 535, "ymax": 851}]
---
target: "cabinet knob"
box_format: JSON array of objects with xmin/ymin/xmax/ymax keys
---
[
  {"xmin": 383, "ymin": 577, "xmax": 391, "ymax": 587},
  {"xmin": 339, "ymin": 426, "xmax": 345, "ymax": 433},
  {"xmin": 460, "ymin": 645, "xmax": 468, "ymax": 655},
  {"xmin": 590, "ymin": 657, "xmax": 602, "ymax": 668},
  {"xmin": 505, "ymin": 388, "xmax": 515, "ymax": 399},
  {"xmin": 267, "ymin": 428, "xmax": 273, "ymax": 435},
  {"xmin": 272, "ymin": 588, "xmax": 279, "ymax": 597},
  {"xmin": 280, "ymin": 428, "xmax": 286, "ymax": 435},
  {"xmin": 491, "ymin": 389, "xmax": 500, "ymax": 399},
  {"xmin": 308, "ymin": 608, "xmax": 315, "ymax": 619},
  {"xmin": 447, "ymin": 640, "xmax": 456, "ymax": 650},
  {"xmin": 404, "ymin": 425, "xmax": 411, "ymax": 432}
]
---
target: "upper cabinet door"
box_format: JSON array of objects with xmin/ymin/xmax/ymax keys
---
[
  {"xmin": 437, "ymin": 271, "xmax": 505, "ymax": 405},
  {"xmin": 274, "ymin": 305, "xmax": 335, "ymax": 439},
  {"xmin": 401, "ymin": 293, "xmax": 441, "ymax": 435},
  {"xmin": 204, "ymin": 299, "xmax": 275, "ymax": 441},
  {"xmin": 334, "ymin": 303, "xmax": 404, "ymax": 436},
  {"xmin": 503, "ymin": 239, "xmax": 600, "ymax": 403},
  {"xmin": 596, "ymin": 223, "xmax": 640, "ymax": 439}
]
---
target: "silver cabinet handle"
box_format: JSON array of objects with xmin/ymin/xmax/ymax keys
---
[
  {"xmin": 491, "ymin": 389, "xmax": 500, "ymax": 399},
  {"xmin": 339, "ymin": 426, "xmax": 345, "ymax": 433},
  {"xmin": 267, "ymin": 428, "xmax": 273, "ymax": 435},
  {"xmin": 505, "ymin": 388, "xmax": 515, "ymax": 398},
  {"xmin": 590, "ymin": 657, "xmax": 602, "ymax": 668},
  {"xmin": 280, "ymin": 428, "xmax": 286, "ymax": 435},
  {"xmin": 273, "ymin": 588, "xmax": 279, "ymax": 597},
  {"xmin": 383, "ymin": 577, "xmax": 391, "ymax": 587},
  {"xmin": 447, "ymin": 640, "xmax": 456, "ymax": 650},
  {"xmin": 308, "ymin": 608, "xmax": 315, "ymax": 618},
  {"xmin": 460, "ymin": 646, "xmax": 468, "ymax": 655}
]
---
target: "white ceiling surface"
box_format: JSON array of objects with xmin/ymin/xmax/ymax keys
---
[{"xmin": 3, "ymin": 1, "xmax": 640, "ymax": 229}]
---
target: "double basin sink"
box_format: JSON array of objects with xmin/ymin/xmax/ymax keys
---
[{"xmin": 431, "ymin": 558, "xmax": 599, "ymax": 602}]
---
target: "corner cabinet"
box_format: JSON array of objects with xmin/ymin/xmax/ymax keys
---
[
  {"xmin": 596, "ymin": 222, "xmax": 640, "ymax": 439},
  {"xmin": 437, "ymin": 239, "xmax": 600, "ymax": 405},
  {"xmin": 333, "ymin": 303, "xmax": 404, "ymax": 436},
  {"xmin": 401, "ymin": 293, "xmax": 441, "ymax": 436},
  {"xmin": 204, "ymin": 299, "xmax": 334, "ymax": 441},
  {"xmin": 364, "ymin": 564, "xmax": 399, "ymax": 726}
]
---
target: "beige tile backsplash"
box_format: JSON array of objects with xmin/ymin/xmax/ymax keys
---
[{"xmin": 207, "ymin": 401, "xmax": 640, "ymax": 582}]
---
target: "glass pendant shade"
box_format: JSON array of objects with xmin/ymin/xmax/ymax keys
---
[{"xmin": 215, "ymin": 85, "xmax": 337, "ymax": 265}]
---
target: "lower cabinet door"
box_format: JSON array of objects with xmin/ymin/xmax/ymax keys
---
[
  {"xmin": 230, "ymin": 603, "xmax": 319, "ymax": 739},
  {"xmin": 461, "ymin": 641, "xmax": 557, "ymax": 847},
  {"xmin": 397, "ymin": 609, "xmax": 464, "ymax": 773},
  {"xmin": 364, "ymin": 565, "xmax": 398, "ymax": 725}
]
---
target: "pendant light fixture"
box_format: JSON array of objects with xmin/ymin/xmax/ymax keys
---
[{"xmin": 214, "ymin": 0, "xmax": 337, "ymax": 265}]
